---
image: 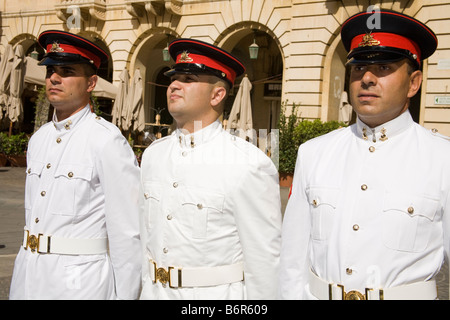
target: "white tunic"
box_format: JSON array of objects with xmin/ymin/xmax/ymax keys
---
[
  {"xmin": 139, "ymin": 120, "xmax": 282, "ymax": 300},
  {"xmin": 279, "ymin": 110, "xmax": 450, "ymax": 299},
  {"xmin": 9, "ymin": 106, "xmax": 141, "ymax": 300}
]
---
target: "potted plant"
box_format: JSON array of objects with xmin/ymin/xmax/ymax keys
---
[
  {"xmin": 0, "ymin": 132, "xmax": 9, "ymax": 167},
  {"xmin": 277, "ymin": 102, "xmax": 301, "ymax": 187},
  {"xmin": 2, "ymin": 133, "xmax": 28, "ymax": 167}
]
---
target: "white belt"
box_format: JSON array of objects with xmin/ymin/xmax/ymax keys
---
[
  {"xmin": 149, "ymin": 259, "xmax": 244, "ymax": 288},
  {"xmin": 309, "ymin": 269, "xmax": 437, "ymax": 300},
  {"xmin": 23, "ymin": 228, "xmax": 107, "ymax": 255}
]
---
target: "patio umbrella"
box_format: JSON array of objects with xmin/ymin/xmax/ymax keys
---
[
  {"xmin": 8, "ymin": 44, "xmax": 25, "ymax": 123},
  {"xmin": 126, "ymin": 68, "xmax": 145, "ymax": 132},
  {"xmin": 0, "ymin": 45, "xmax": 14, "ymax": 119},
  {"xmin": 226, "ymin": 75, "xmax": 254, "ymax": 141},
  {"xmin": 111, "ymin": 68, "xmax": 129, "ymax": 128},
  {"xmin": 338, "ymin": 91, "xmax": 352, "ymax": 125},
  {"xmin": 24, "ymin": 56, "xmax": 45, "ymax": 85},
  {"xmin": 94, "ymin": 77, "xmax": 118, "ymax": 99}
]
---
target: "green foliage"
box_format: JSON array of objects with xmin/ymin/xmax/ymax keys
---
[
  {"xmin": 278, "ymin": 102, "xmax": 347, "ymax": 173},
  {"xmin": 0, "ymin": 132, "xmax": 5, "ymax": 154},
  {"xmin": 90, "ymin": 94, "xmax": 102, "ymax": 116},
  {"xmin": 0, "ymin": 132, "xmax": 28, "ymax": 155},
  {"xmin": 278, "ymin": 103, "xmax": 301, "ymax": 174}
]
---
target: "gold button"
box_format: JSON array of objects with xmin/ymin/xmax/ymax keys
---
[
  {"xmin": 369, "ymin": 146, "xmax": 375, "ymax": 152},
  {"xmin": 96, "ymin": 116, "xmax": 101, "ymax": 120},
  {"xmin": 163, "ymin": 248, "xmax": 168, "ymax": 254},
  {"xmin": 46, "ymin": 163, "xmax": 51, "ymax": 169},
  {"xmin": 407, "ymin": 207, "xmax": 414, "ymax": 214},
  {"xmin": 35, "ymin": 218, "xmax": 39, "ymax": 223},
  {"xmin": 173, "ymin": 182, "xmax": 178, "ymax": 188},
  {"xmin": 197, "ymin": 203, "xmax": 203, "ymax": 209},
  {"xmin": 353, "ymin": 224, "xmax": 359, "ymax": 231},
  {"xmin": 40, "ymin": 191, "xmax": 46, "ymax": 197},
  {"xmin": 56, "ymin": 137, "xmax": 61, "ymax": 143},
  {"xmin": 167, "ymin": 214, "xmax": 173, "ymax": 220},
  {"xmin": 144, "ymin": 193, "xmax": 150, "ymax": 199},
  {"xmin": 312, "ymin": 199, "xmax": 318, "ymax": 207},
  {"xmin": 361, "ymin": 184, "xmax": 368, "ymax": 191},
  {"xmin": 346, "ymin": 268, "xmax": 353, "ymax": 275},
  {"xmin": 68, "ymin": 172, "xmax": 74, "ymax": 178},
  {"xmin": 27, "ymin": 168, "xmax": 31, "ymax": 174}
]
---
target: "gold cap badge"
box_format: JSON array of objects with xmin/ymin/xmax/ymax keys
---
[
  {"xmin": 50, "ymin": 41, "xmax": 64, "ymax": 53},
  {"xmin": 358, "ymin": 33, "xmax": 381, "ymax": 47},
  {"xmin": 179, "ymin": 51, "xmax": 194, "ymax": 63}
]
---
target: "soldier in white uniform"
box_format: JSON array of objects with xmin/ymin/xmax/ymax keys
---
[
  {"xmin": 279, "ymin": 10, "xmax": 450, "ymax": 300},
  {"xmin": 9, "ymin": 30, "xmax": 141, "ymax": 300},
  {"xmin": 139, "ymin": 39, "xmax": 282, "ymax": 300}
]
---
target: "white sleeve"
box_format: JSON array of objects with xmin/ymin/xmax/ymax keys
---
[
  {"xmin": 231, "ymin": 155, "xmax": 282, "ymax": 300},
  {"xmin": 97, "ymin": 133, "xmax": 142, "ymax": 299},
  {"xmin": 279, "ymin": 145, "xmax": 312, "ymax": 299}
]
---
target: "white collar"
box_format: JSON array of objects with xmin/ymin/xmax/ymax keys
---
[
  {"xmin": 52, "ymin": 104, "xmax": 91, "ymax": 132},
  {"xmin": 355, "ymin": 110, "xmax": 414, "ymax": 143},
  {"xmin": 175, "ymin": 120, "xmax": 222, "ymax": 149}
]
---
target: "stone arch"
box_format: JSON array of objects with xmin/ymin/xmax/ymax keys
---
[
  {"xmin": 216, "ymin": 22, "xmax": 285, "ymax": 131},
  {"xmin": 128, "ymin": 27, "xmax": 179, "ymax": 126},
  {"xmin": 321, "ymin": 33, "xmax": 348, "ymax": 122}
]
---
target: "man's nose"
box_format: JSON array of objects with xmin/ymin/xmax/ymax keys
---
[
  {"xmin": 168, "ymin": 79, "xmax": 181, "ymax": 91},
  {"xmin": 361, "ymin": 69, "xmax": 377, "ymax": 87},
  {"xmin": 47, "ymin": 70, "xmax": 62, "ymax": 83}
]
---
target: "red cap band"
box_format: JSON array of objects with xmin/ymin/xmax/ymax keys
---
[
  {"xmin": 175, "ymin": 52, "xmax": 236, "ymax": 84},
  {"xmin": 46, "ymin": 43, "xmax": 101, "ymax": 68},
  {"xmin": 350, "ymin": 32, "xmax": 421, "ymax": 64}
]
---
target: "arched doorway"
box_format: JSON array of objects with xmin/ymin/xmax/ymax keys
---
[
  {"xmin": 150, "ymin": 66, "xmax": 172, "ymax": 138},
  {"xmin": 218, "ymin": 24, "xmax": 284, "ymax": 132},
  {"xmin": 322, "ymin": 35, "xmax": 350, "ymax": 123},
  {"xmin": 130, "ymin": 30, "xmax": 176, "ymax": 128}
]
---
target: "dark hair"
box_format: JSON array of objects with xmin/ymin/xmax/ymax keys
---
[
  {"xmin": 405, "ymin": 59, "xmax": 418, "ymax": 75},
  {"xmin": 81, "ymin": 63, "xmax": 97, "ymax": 77}
]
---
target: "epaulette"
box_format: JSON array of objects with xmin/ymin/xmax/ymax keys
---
[
  {"xmin": 93, "ymin": 114, "xmax": 108, "ymax": 127},
  {"xmin": 92, "ymin": 114, "xmax": 118, "ymax": 133},
  {"xmin": 430, "ymin": 128, "xmax": 450, "ymax": 141}
]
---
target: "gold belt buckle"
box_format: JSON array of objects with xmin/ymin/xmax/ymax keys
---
[
  {"xmin": 336, "ymin": 284, "xmax": 366, "ymax": 300},
  {"xmin": 151, "ymin": 260, "xmax": 181, "ymax": 288},
  {"xmin": 334, "ymin": 284, "xmax": 367, "ymax": 300},
  {"xmin": 25, "ymin": 231, "xmax": 49, "ymax": 253},
  {"xmin": 344, "ymin": 289, "xmax": 366, "ymax": 300}
]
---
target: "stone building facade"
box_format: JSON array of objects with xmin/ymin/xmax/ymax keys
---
[{"xmin": 1, "ymin": 0, "xmax": 449, "ymax": 135}]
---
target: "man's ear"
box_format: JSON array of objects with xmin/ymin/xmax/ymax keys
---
[
  {"xmin": 87, "ymin": 75, "xmax": 98, "ymax": 93},
  {"xmin": 407, "ymin": 70, "xmax": 422, "ymax": 98},
  {"xmin": 210, "ymin": 85, "xmax": 227, "ymax": 107}
]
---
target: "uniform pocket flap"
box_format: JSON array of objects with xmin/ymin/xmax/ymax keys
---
[
  {"xmin": 27, "ymin": 160, "xmax": 45, "ymax": 176},
  {"xmin": 307, "ymin": 186, "xmax": 340, "ymax": 209},
  {"xmin": 383, "ymin": 192, "xmax": 439, "ymax": 221},
  {"xmin": 54, "ymin": 164, "xmax": 93, "ymax": 181},
  {"xmin": 181, "ymin": 187, "xmax": 225, "ymax": 212},
  {"xmin": 143, "ymin": 181, "xmax": 161, "ymax": 201}
]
